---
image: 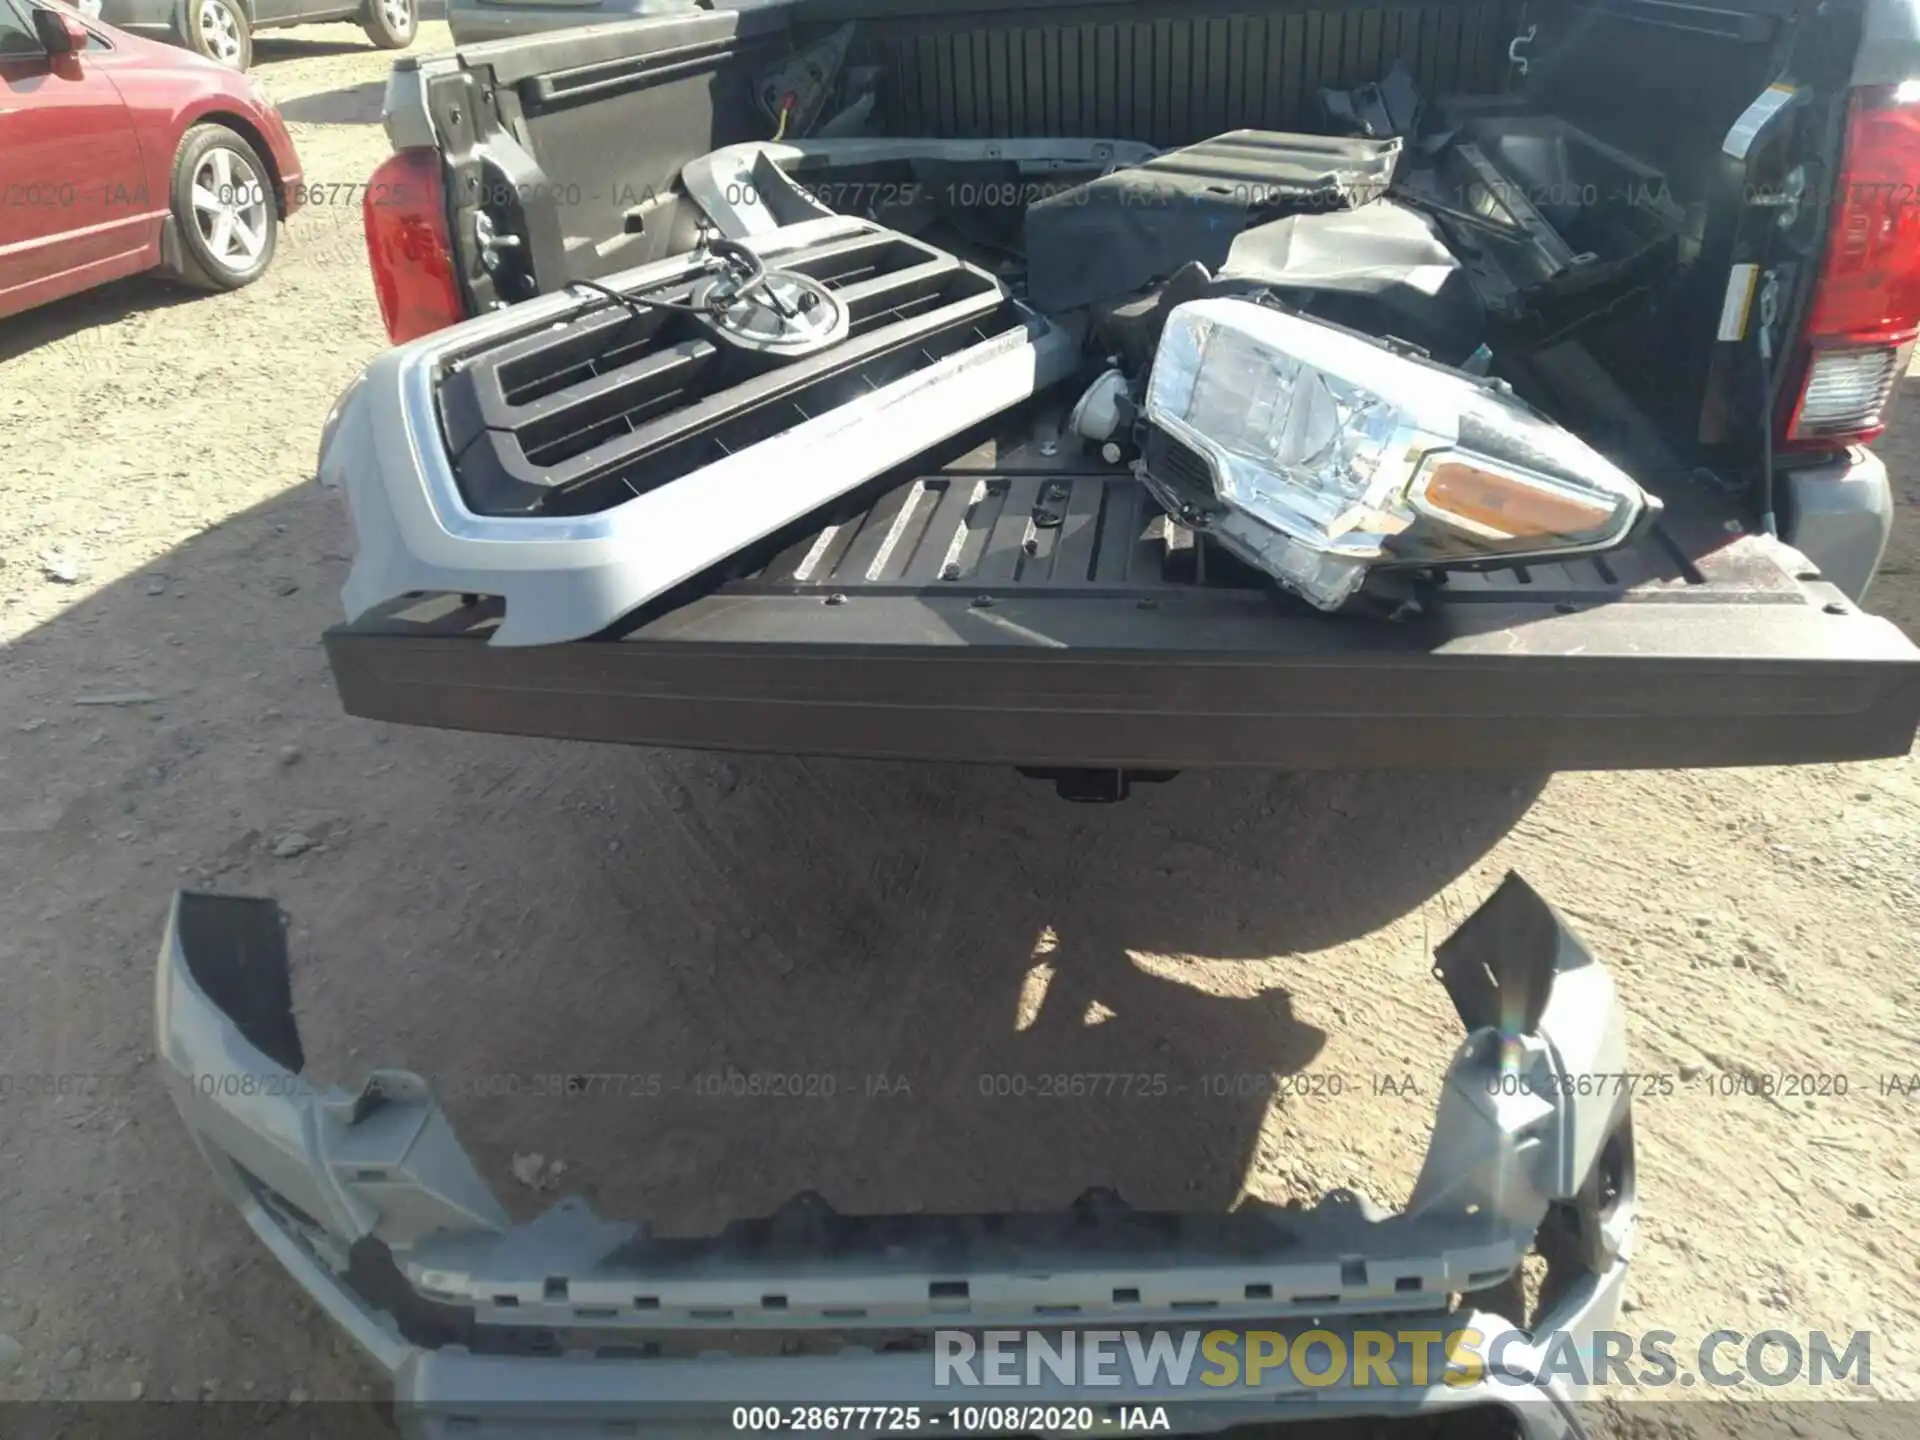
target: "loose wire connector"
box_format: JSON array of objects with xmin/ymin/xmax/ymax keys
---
[
  {"xmin": 1756, "ymin": 268, "xmax": 1782, "ymax": 537},
  {"xmin": 771, "ymin": 92, "xmax": 797, "ymax": 141}
]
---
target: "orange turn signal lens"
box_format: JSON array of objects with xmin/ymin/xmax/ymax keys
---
[{"xmin": 1419, "ymin": 459, "xmax": 1619, "ymax": 540}]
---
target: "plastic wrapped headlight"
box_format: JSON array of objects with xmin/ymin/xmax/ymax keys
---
[{"xmin": 1140, "ymin": 298, "xmax": 1651, "ymax": 609}]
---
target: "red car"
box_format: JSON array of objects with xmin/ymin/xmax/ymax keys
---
[{"xmin": 0, "ymin": 0, "xmax": 302, "ymax": 319}]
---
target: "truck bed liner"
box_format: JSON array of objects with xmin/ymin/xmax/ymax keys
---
[{"xmin": 325, "ymin": 422, "xmax": 1920, "ymax": 772}]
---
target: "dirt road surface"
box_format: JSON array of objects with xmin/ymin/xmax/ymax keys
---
[{"xmin": 1, "ymin": 30, "xmax": 1917, "ymax": 1433}]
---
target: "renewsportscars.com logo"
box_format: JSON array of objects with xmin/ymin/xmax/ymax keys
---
[{"xmin": 932, "ymin": 1328, "xmax": 1872, "ymax": 1392}]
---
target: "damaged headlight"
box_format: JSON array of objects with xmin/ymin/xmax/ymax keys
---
[{"xmin": 1139, "ymin": 298, "xmax": 1653, "ymax": 609}]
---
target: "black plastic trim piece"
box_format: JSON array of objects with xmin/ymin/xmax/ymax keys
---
[{"xmin": 173, "ymin": 893, "xmax": 306, "ymax": 1076}]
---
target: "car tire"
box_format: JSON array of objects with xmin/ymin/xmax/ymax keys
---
[
  {"xmin": 169, "ymin": 124, "xmax": 278, "ymax": 292},
  {"xmin": 360, "ymin": 0, "xmax": 413, "ymax": 48},
  {"xmin": 173, "ymin": 0, "xmax": 250, "ymax": 68}
]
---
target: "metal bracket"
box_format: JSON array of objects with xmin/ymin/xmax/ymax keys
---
[
  {"xmin": 1757, "ymin": 267, "xmax": 1782, "ymax": 362},
  {"xmin": 1431, "ymin": 871, "xmax": 1564, "ymax": 1035},
  {"xmin": 472, "ymin": 210, "xmax": 521, "ymax": 276},
  {"xmin": 1747, "ymin": 164, "xmax": 1807, "ymax": 229}
]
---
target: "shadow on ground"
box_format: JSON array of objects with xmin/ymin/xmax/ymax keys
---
[
  {"xmin": 252, "ymin": 35, "xmax": 382, "ymax": 60},
  {"xmin": 276, "ymin": 79, "xmax": 386, "ymax": 124},
  {"xmin": 0, "ymin": 276, "xmax": 195, "ymax": 364},
  {"xmin": 3, "ymin": 477, "xmax": 1544, "ymax": 1241}
]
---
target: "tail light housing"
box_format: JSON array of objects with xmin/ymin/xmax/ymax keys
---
[
  {"xmin": 1781, "ymin": 82, "xmax": 1920, "ymax": 449},
  {"xmin": 362, "ymin": 148, "xmax": 464, "ymax": 346}
]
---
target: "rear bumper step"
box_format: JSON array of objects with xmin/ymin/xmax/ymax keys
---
[
  {"xmin": 325, "ymin": 579, "xmax": 1920, "ymax": 771},
  {"xmin": 326, "ymin": 423, "xmax": 1920, "ymax": 771}
]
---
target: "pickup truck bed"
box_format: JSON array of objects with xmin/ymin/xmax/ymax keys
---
[
  {"xmin": 325, "ymin": 397, "xmax": 1920, "ymax": 772},
  {"xmin": 329, "ymin": 0, "xmax": 1920, "ymax": 776}
]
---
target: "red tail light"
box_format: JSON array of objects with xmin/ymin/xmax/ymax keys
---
[
  {"xmin": 362, "ymin": 148, "xmax": 465, "ymax": 346},
  {"xmin": 1782, "ymin": 83, "xmax": 1920, "ymax": 449}
]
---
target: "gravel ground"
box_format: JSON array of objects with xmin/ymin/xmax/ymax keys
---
[{"xmin": 1, "ymin": 31, "xmax": 1918, "ymax": 1431}]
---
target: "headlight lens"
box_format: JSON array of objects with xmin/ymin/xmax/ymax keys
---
[
  {"xmin": 1153, "ymin": 320, "xmax": 1406, "ymax": 549},
  {"xmin": 1141, "ymin": 298, "xmax": 1649, "ymax": 609}
]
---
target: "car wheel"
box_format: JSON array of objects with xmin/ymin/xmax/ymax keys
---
[
  {"xmin": 169, "ymin": 124, "xmax": 278, "ymax": 292},
  {"xmin": 174, "ymin": 0, "xmax": 249, "ymax": 68},
  {"xmin": 360, "ymin": 0, "xmax": 413, "ymax": 48}
]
